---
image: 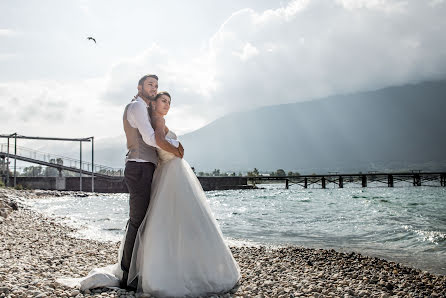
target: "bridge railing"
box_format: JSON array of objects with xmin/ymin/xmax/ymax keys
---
[{"xmin": 0, "ymin": 143, "xmax": 124, "ymax": 177}]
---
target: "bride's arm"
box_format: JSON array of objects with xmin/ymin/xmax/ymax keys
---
[{"xmin": 152, "ymin": 116, "xmax": 183, "ymax": 158}]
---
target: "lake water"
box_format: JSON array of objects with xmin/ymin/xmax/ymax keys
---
[{"xmin": 22, "ymin": 183, "xmax": 446, "ymax": 275}]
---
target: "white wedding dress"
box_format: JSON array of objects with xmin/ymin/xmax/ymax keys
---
[{"xmin": 57, "ymin": 131, "xmax": 240, "ymax": 297}]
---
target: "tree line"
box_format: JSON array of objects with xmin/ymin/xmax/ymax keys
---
[{"xmin": 195, "ymin": 168, "xmax": 300, "ymax": 177}]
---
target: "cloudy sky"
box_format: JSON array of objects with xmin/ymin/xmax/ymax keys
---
[{"xmin": 1, "ymin": 0, "xmax": 446, "ymax": 165}]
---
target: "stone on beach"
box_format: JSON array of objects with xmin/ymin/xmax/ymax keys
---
[{"xmin": 0, "ymin": 187, "xmax": 445, "ymax": 297}]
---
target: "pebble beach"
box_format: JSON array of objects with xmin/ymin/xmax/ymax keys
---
[{"xmin": 1, "ymin": 188, "xmax": 445, "ymax": 298}]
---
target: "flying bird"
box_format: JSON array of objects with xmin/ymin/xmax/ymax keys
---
[{"xmin": 87, "ymin": 36, "xmax": 96, "ymax": 43}]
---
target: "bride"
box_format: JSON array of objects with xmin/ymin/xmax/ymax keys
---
[
  {"xmin": 128, "ymin": 91, "xmax": 240, "ymax": 296},
  {"xmin": 57, "ymin": 92, "xmax": 240, "ymax": 297}
]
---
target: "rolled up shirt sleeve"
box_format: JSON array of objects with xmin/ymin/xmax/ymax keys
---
[{"xmin": 127, "ymin": 100, "xmax": 179, "ymax": 148}]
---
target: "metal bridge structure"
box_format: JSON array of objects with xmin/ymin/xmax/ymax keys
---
[{"xmin": 0, "ymin": 133, "xmax": 123, "ymax": 192}]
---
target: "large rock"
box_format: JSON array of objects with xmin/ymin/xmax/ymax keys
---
[{"xmin": 0, "ymin": 200, "xmax": 13, "ymax": 218}]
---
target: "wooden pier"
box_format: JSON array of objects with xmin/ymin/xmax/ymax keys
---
[{"xmin": 247, "ymin": 172, "xmax": 446, "ymax": 189}]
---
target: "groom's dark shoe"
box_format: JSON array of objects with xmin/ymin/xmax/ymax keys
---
[
  {"xmin": 120, "ymin": 271, "xmax": 138, "ymax": 291},
  {"xmin": 127, "ymin": 277, "xmax": 138, "ymax": 291}
]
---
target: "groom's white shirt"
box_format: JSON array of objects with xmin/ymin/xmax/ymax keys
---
[{"xmin": 126, "ymin": 96, "xmax": 179, "ymax": 163}]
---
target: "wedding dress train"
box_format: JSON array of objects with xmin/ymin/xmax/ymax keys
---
[{"xmin": 57, "ymin": 131, "xmax": 240, "ymax": 297}]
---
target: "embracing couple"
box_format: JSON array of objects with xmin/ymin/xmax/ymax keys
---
[{"xmin": 58, "ymin": 75, "xmax": 240, "ymax": 297}]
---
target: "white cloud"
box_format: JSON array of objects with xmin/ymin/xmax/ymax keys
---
[
  {"xmin": 235, "ymin": 43, "xmax": 260, "ymax": 61},
  {"xmin": 198, "ymin": 0, "xmax": 431, "ymax": 115},
  {"xmin": 335, "ymin": 0, "xmax": 408, "ymax": 13},
  {"xmin": 0, "ymin": 78, "xmax": 124, "ymax": 139},
  {"xmin": 2, "ymin": 0, "xmax": 446, "ymax": 144},
  {"xmin": 83, "ymin": 0, "xmax": 446, "ymax": 138},
  {"xmin": 79, "ymin": 0, "xmax": 92, "ymax": 16},
  {"xmin": 429, "ymin": 0, "xmax": 445, "ymax": 6},
  {"xmin": 0, "ymin": 29, "xmax": 17, "ymax": 36},
  {"xmin": 0, "ymin": 53, "xmax": 17, "ymax": 61}
]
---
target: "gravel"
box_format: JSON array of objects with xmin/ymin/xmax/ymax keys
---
[{"xmin": 1, "ymin": 188, "xmax": 445, "ymax": 297}]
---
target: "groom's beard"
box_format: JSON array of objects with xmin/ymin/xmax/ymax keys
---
[{"xmin": 140, "ymin": 90, "xmax": 156, "ymax": 101}]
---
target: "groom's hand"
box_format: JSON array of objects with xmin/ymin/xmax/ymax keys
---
[{"xmin": 178, "ymin": 142, "xmax": 184, "ymax": 157}]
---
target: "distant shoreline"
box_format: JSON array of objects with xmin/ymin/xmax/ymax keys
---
[{"xmin": 1, "ymin": 188, "xmax": 445, "ymax": 297}]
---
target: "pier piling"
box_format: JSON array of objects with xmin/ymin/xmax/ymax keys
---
[
  {"xmin": 413, "ymin": 174, "xmax": 421, "ymax": 186},
  {"xmin": 362, "ymin": 175, "xmax": 367, "ymax": 187},
  {"xmin": 388, "ymin": 174, "xmax": 394, "ymax": 187}
]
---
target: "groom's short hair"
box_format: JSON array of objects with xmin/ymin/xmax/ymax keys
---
[{"xmin": 138, "ymin": 74, "xmax": 159, "ymax": 86}]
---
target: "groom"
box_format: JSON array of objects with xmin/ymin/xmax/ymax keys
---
[{"xmin": 121, "ymin": 74, "xmax": 184, "ymax": 289}]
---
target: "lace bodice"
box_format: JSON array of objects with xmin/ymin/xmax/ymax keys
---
[{"xmin": 157, "ymin": 130, "xmax": 178, "ymax": 163}]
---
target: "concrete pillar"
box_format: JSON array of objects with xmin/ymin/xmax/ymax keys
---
[
  {"xmin": 0, "ymin": 156, "xmax": 5, "ymax": 186},
  {"xmin": 56, "ymin": 177, "xmax": 66, "ymax": 190}
]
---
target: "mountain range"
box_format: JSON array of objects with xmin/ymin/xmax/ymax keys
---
[{"xmin": 180, "ymin": 80, "xmax": 446, "ymax": 174}]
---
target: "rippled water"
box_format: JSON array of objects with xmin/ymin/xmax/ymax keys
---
[{"xmin": 22, "ymin": 184, "xmax": 446, "ymax": 275}]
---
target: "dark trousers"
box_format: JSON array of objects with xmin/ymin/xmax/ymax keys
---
[{"xmin": 121, "ymin": 161, "xmax": 156, "ymax": 275}]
